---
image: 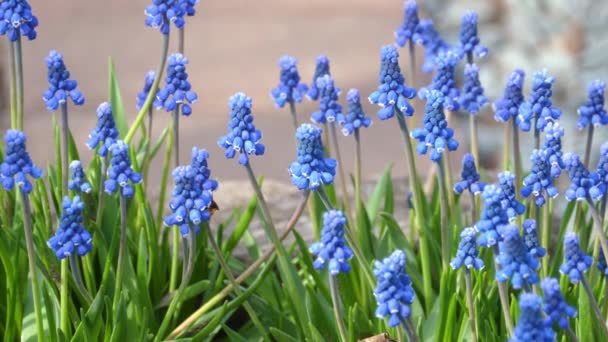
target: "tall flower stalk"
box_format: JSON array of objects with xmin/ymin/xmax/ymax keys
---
[{"xmin": 271, "ymin": 55, "xmax": 308, "ymax": 130}]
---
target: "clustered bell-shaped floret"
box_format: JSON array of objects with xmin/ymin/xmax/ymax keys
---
[
  {"xmin": 155, "ymin": 53, "xmax": 198, "ymax": 116},
  {"xmin": 511, "ymin": 293, "xmax": 556, "ymax": 342},
  {"xmin": 288, "ymin": 124, "xmax": 336, "ymax": 191},
  {"xmin": 307, "ymin": 55, "xmax": 330, "ymax": 101},
  {"xmin": 337, "ymin": 89, "xmax": 372, "ymax": 136},
  {"xmin": 47, "ymin": 196, "xmax": 93, "ymax": 260},
  {"xmin": 0, "ymin": 129, "xmax": 42, "ymax": 194},
  {"xmin": 310, "ymin": 75, "xmax": 342, "ymax": 124},
  {"xmin": 459, "ymin": 63, "xmax": 487, "ymax": 114},
  {"xmin": 271, "ymin": 55, "xmax": 308, "ymax": 108},
  {"xmin": 0, "ymin": 0, "xmax": 38, "ymax": 41},
  {"xmin": 577, "ymin": 80, "xmax": 607, "ymax": 129},
  {"xmin": 310, "ymin": 210, "xmax": 353, "ymax": 275},
  {"xmin": 493, "ymin": 69, "xmax": 525, "ymax": 122},
  {"xmin": 541, "ymin": 277, "xmax": 577, "ymax": 330},
  {"xmin": 495, "ymin": 224, "xmax": 540, "ymax": 289},
  {"xmin": 87, "ymin": 102, "xmax": 119, "ymax": 157},
  {"xmin": 450, "ymin": 227, "xmax": 484, "ymax": 270},
  {"xmin": 43, "ymin": 50, "xmax": 85, "ymax": 112},
  {"xmin": 560, "ymin": 232, "xmax": 593, "ymax": 284},
  {"xmin": 394, "ymin": 1, "xmax": 423, "ymax": 48},
  {"xmin": 453, "ymin": 154, "xmax": 485, "ymax": 194},
  {"xmin": 517, "ymin": 69, "xmax": 561, "ymax": 132},
  {"xmin": 373, "ymin": 250, "xmax": 415, "ymax": 327},
  {"xmin": 68, "ymin": 160, "xmax": 92, "ymax": 194},
  {"xmin": 104, "ymin": 140, "xmax": 143, "ymax": 199}
]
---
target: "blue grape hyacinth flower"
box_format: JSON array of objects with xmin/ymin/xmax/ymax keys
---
[
  {"xmin": 145, "ymin": 0, "xmax": 193, "ymax": 35},
  {"xmin": 577, "ymin": 80, "xmax": 607, "ymax": 129},
  {"xmin": 523, "ymin": 219, "xmax": 546, "ymax": 259},
  {"xmin": 560, "ymin": 232, "xmax": 593, "ymax": 284},
  {"xmin": 418, "ymin": 19, "xmax": 450, "ymax": 74},
  {"xmin": 511, "ymin": 293, "xmax": 556, "ymax": 342},
  {"xmin": 43, "ymin": 50, "xmax": 85, "ymax": 112},
  {"xmin": 454, "ymin": 153, "xmax": 485, "ymax": 194},
  {"xmin": 458, "ymin": 10, "xmax": 488, "ymax": 60},
  {"xmin": 590, "ymin": 142, "xmax": 608, "ymax": 200},
  {"xmin": 517, "ymin": 69, "xmax": 561, "ymax": 132},
  {"xmin": 420, "ymin": 50, "xmax": 460, "ymax": 111},
  {"xmin": 0, "ymin": 0, "xmax": 38, "ymax": 41},
  {"xmin": 495, "ymin": 224, "xmax": 540, "ymax": 289},
  {"xmin": 0, "ymin": 130, "xmax": 42, "ymax": 194},
  {"xmin": 164, "ymin": 148, "xmax": 218, "ymax": 236},
  {"xmin": 182, "ymin": 0, "xmax": 199, "ymax": 17},
  {"xmin": 475, "ymin": 185, "xmax": 509, "ymax": 247},
  {"xmin": 104, "ymin": 140, "xmax": 142, "ymax": 199},
  {"xmin": 498, "ymin": 171, "xmax": 525, "ymax": 220},
  {"xmin": 493, "ymin": 69, "xmax": 525, "ymax": 123},
  {"xmin": 368, "ymin": 45, "xmax": 416, "ymax": 120},
  {"xmin": 68, "ymin": 161, "xmax": 92, "ymax": 194},
  {"xmin": 310, "ymin": 75, "xmax": 342, "ymax": 124},
  {"xmin": 47, "ymin": 196, "xmax": 93, "ymax": 259},
  {"xmin": 541, "ymin": 121, "xmax": 565, "ymax": 178},
  {"xmin": 563, "ymin": 152, "xmax": 598, "ymax": 201},
  {"xmin": 337, "ymin": 89, "xmax": 372, "ymax": 136},
  {"xmin": 541, "ymin": 277, "xmax": 576, "ymax": 330},
  {"xmin": 598, "ymin": 248, "xmax": 608, "ymax": 277},
  {"xmin": 310, "ymin": 210, "xmax": 353, "ymax": 275},
  {"xmin": 521, "ymin": 149, "xmax": 558, "ymax": 207},
  {"xmin": 217, "ymin": 92, "xmax": 265, "ymax": 165},
  {"xmin": 87, "ymin": 102, "xmax": 119, "ymax": 157},
  {"xmin": 307, "ymin": 55, "xmax": 330, "ymax": 101},
  {"xmin": 136, "ymin": 71, "xmax": 157, "ymax": 111},
  {"xmin": 394, "ymin": 0, "xmax": 422, "ymax": 48},
  {"xmin": 411, "ymin": 90, "xmax": 459, "ymax": 162},
  {"xmin": 155, "ymin": 53, "xmax": 198, "ymax": 116},
  {"xmin": 271, "ymin": 55, "xmax": 308, "ymax": 108},
  {"xmin": 373, "ymin": 250, "xmax": 415, "ymax": 327},
  {"xmin": 288, "ymin": 124, "xmax": 336, "ymax": 191},
  {"xmin": 450, "ymin": 227, "xmax": 484, "ymax": 270},
  {"xmin": 459, "ymin": 64, "xmax": 487, "ymax": 114}
]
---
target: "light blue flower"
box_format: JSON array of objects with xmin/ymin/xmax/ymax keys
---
[
  {"xmin": 0, "ymin": 129, "xmax": 42, "ymax": 194},
  {"xmin": 43, "ymin": 50, "xmax": 85, "ymax": 112},
  {"xmin": 563, "ymin": 152, "xmax": 598, "ymax": 201},
  {"xmin": 511, "ymin": 293, "xmax": 556, "ymax": 342},
  {"xmin": 420, "ymin": 50, "xmax": 460, "ymax": 111},
  {"xmin": 577, "ymin": 80, "xmax": 607, "ymax": 129},
  {"xmin": 104, "ymin": 140, "xmax": 142, "ymax": 198},
  {"xmin": 311, "ymin": 75, "xmax": 342, "ymax": 124},
  {"xmin": 137, "ymin": 71, "xmax": 157, "ymax": 111},
  {"xmin": 394, "ymin": 0, "xmax": 423, "ymax": 48},
  {"xmin": 307, "ymin": 55, "xmax": 330, "ymax": 101},
  {"xmin": 493, "ymin": 69, "xmax": 525, "ymax": 123},
  {"xmin": 0, "ymin": 0, "xmax": 38, "ymax": 41},
  {"xmin": 271, "ymin": 55, "xmax": 308, "ymax": 108},
  {"xmin": 458, "ymin": 10, "xmax": 487, "ymax": 59},
  {"xmin": 541, "ymin": 277, "xmax": 576, "ymax": 330},
  {"xmin": 459, "ymin": 64, "xmax": 487, "ymax": 114},
  {"xmin": 418, "ymin": 19, "xmax": 450, "ymax": 74},
  {"xmin": 68, "ymin": 161, "xmax": 92, "ymax": 194},
  {"xmin": 495, "ymin": 224, "xmax": 540, "ymax": 290},
  {"xmin": 87, "ymin": 102, "xmax": 119, "ymax": 157},
  {"xmin": 155, "ymin": 53, "xmax": 198, "ymax": 116},
  {"xmin": 560, "ymin": 232, "xmax": 592, "ymax": 284},
  {"xmin": 475, "ymin": 185, "xmax": 508, "ymax": 247},
  {"xmin": 337, "ymin": 89, "xmax": 372, "ymax": 136},
  {"xmin": 454, "ymin": 153, "xmax": 485, "ymax": 194},
  {"xmin": 523, "ymin": 219, "xmax": 545, "ymax": 259},
  {"xmin": 288, "ymin": 124, "xmax": 336, "ymax": 191},
  {"xmin": 373, "ymin": 250, "xmax": 415, "ymax": 327},
  {"xmin": 310, "ymin": 210, "xmax": 353, "ymax": 275},
  {"xmin": 517, "ymin": 69, "xmax": 561, "ymax": 132},
  {"xmin": 451, "ymin": 227, "xmax": 484, "ymax": 270},
  {"xmin": 47, "ymin": 196, "xmax": 93, "ymax": 259}
]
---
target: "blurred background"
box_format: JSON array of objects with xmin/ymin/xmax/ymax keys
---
[{"xmin": 1, "ymin": 0, "xmax": 607, "ymax": 207}]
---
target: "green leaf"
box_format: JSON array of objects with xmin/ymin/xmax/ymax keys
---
[
  {"xmin": 72, "ymin": 285, "xmax": 107, "ymax": 341},
  {"xmin": 108, "ymin": 57, "xmax": 128, "ymax": 138},
  {"xmin": 155, "ymin": 280, "xmax": 211, "ymax": 308},
  {"xmin": 222, "ymin": 324, "xmax": 250, "ymax": 342},
  {"xmin": 190, "ymin": 302, "xmax": 230, "ymax": 340},
  {"xmin": 577, "ymin": 284, "xmax": 594, "ymax": 341},
  {"xmin": 269, "ymin": 327, "xmax": 298, "ymax": 342},
  {"xmin": 223, "ymin": 194, "xmax": 257, "ymax": 255},
  {"xmin": 366, "ymin": 164, "xmax": 393, "ymax": 223}
]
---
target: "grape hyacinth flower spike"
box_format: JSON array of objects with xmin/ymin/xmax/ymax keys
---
[
  {"xmin": 394, "ymin": 0, "xmax": 422, "ymax": 48},
  {"xmin": 475, "ymin": 185, "xmax": 509, "ymax": 247},
  {"xmin": 459, "ymin": 64, "xmax": 487, "ymax": 114},
  {"xmin": 454, "ymin": 154, "xmax": 485, "ymax": 195},
  {"xmin": 521, "ymin": 148, "xmax": 558, "ymax": 207},
  {"xmin": 271, "ymin": 55, "xmax": 307, "ymax": 128},
  {"xmin": 451, "ymin": 227, "xmax": 484, "ymax": 270},
  {"xmin": 43, "ymin": 50, "xmax": 85, "ymax": 112},
  {"xmin": 310, "ymin": 74, "xmax": 342, "ymax": 124},
  {"xmin": 217, "ymin": 92, "xmax": 265, "ymax": 165},
  {"xmin": 560, "ymin": 232, "xmax": 592, "ymax": 284},
  {"xmin": 523, "ymin": 219, "xmax": 546, "ymax": 259},
  {"xmin": 495, "ymin": 224, "xmax": 540, "ymax": 290},
  {"xmin": 459, "ymin": 10, "xmax": 488, "ymax": 62},
  {"xmin": 540, "ymin": 278, "xmax": 577, "ymax": 331},
  {"xmin": 511, "ymin": 293, "xmax": 556, "ymax": 342},
  {"xmin": 493, "ymin": 69, "xmax": 525, "ymax": 123},
  {"xmin": 541, "ymin": 121, "xmax": 565, "ymax": 178},
  {"xmin": 68, "ymin": 161, "xmax": 92, "ymax": 194},
  {"xmin": 288, "ymin": 124, "xmax": 336, "ymax": 191},
  {"xmin": 0, "ymin": 0, "xmax": 38, "ymax": 41},
  {"xmin": 420, "ymin": 50, "xmax": 460, "ymax": 112},
  {"xmin": 517, "ymin": 69, "xmax": 561, "ymax": 146},
  {"xmin": 310, "ymin": 210, "xmax": 353, "ymax": 274},
  {"xmin": 145, "ymin": 0, "xmax": 189, "ymax": 35},
  {"xmin": 47, "ymin": 196, "xmax": 93, "ymax": 259},
  {"xmin": 155, "ymin": 53, "xmax": 198, "ymax": 116},
  {"xmin": 307, "ymin": 55, "xmax": 330, "ymax": 101},
  {"xmin": 87, "ymin": 102, "xmax": 119, "ymax": 157},
  {"xmin": 137, "ymin": 71, "xmax": 158, "ymax": 111},
  {"xmin": 590, "ymin": 142, "xmax": 608, "ymax": 200},
  {"xmin": 563, "ymin": 152, "xmax": 598, "ymax": 201},
  {"xmin": 373, "ymin": 250, "xmax": 415, "ymax": 328},
  {"xmin": 418, "ymin": 19, "xmax": 450, "ymax": 73},
  {"xmin": 498, "ymin": 171, "xmax": 525, "ymax": 220},
  {"xmin": 337, "ymin": 89, "xmax": 372, "ymax": 136},
  {"xmin": 104, "ymin": 140, "xmax": 143, "ymax": 199},
  {"xmin": 578, "ymin": 80, "xmax": 607, "ymax": 165},
  {"xmin": 0, "ymin": 129, "xmax": 42, "ymax": 193}
]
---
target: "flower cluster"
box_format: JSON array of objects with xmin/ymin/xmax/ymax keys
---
[
  {"xmin": 155, "ymin": 53, "xmax": 198, "ymax": 115},
  {"xmin": 0, "ymin": 130, "xmax": 42, "ymax": 193},
  {"xmin": 541, "ymin": 121, "xmax": 565, "ymax": 178},
  {"xmin": 590, "ymin": 142, "xmax": 608, "ymax": 200},
  {"xmin": 164, "ymin": 148, "xmax": 218, "ymax": 235},
  {"xmin": 42, "ymin": 50, "xmax": 85, "ymax": 111},
  {"xmin": 271, "ymin": 55, "xmax": 308, "ymax": 108},
  {"xmin": 419, "ymin": 19, "xmax": 450, "ymax": 73},
  {"xmin": 87, "ymin": 102, "xmax": 119, "ymax": 157},
  {"xmin": 523, "ymin": 219, "xmax": 545, "ymax": 259},
  {"xmin": 475, "ymin": 185, "xmax": 509, "ymax": 247},
  {"xmin": 459, "ymin": 64, "xmax": 487, "ymax": 114},
  {"xmin": 68, "ymin": 161, "xmax": 92, "ymax": 194},
  {"xmin": 411, "ymin": 90, "xmax": 459, "ymax": 162},
  {"xmin": 498, "ymin": 171, "xmax": 525, "ymax": 220},
  {"xmin": 137, "ymin": 71, "xmax": 157, "ymax": 111},
  {"xmin": 217, "ymin": 92, "xmax": 265, "ymax": 165},
  {"xmin": 373, "ymin": 250, "xmax": 415, "ymax": 327},
  {"xmin": 495, "ymin": 224, "xmax": 540, "ymax": 289},
  {"xmin": 541, "ymin": 277, "xmax": 576, "ymax": 330},
  {"xmin": 310, "ymin": 210, "xmax": 353, "ymax": 275},
  {"xmin": 454, "ymin": 154, "xmax": 485, "ymax": 194},
  {"xmin": 310, "ymin": 75, "xmax": 342, "ymax": 124},
  {"xmin": 288, "ymin": 124, "xmax": 336, "ymax": 190},
  {"xmin": 521, "ymin": 149, "xmax": 558, "ymax": 207},
  {"xmin": 450, "ymin": 227, "xmax": 484, "ymax": 270},
  {"xmin": 577, "ymin": 80, "xmax": 607, "ymax": 129},
  {"xmin": 563, "ymin": 152, "xmax": 597, "ymax": 201},
  {"xmin": 47, "ymin": 196, "xmax": 93, "ymax": 259},
  {"xmin": 458, "ymin": 10, "xmax": 487, "ymax": 60},
  {"xmin": 517, "ymin": 69, "xmax": 561, "ymax": 132},
  {"xmin": 598, "ymin": 249, "xmax": 608, "ymax": 277},
  {"xmin": 0, "ymin": 0, "xmax": 38, "ymax": 41},
  {"xmin": 420, "ymin": 50, "xmax": 460, "ymax": 111},
  {"xmin": 493, "ymin": 69, "xmax": 525, "ymax": 122},
  {"xmin": 511, "ymin": 293, "xmax": 556, "ymax": 342},
  {"xmin": 368, "ymin": 45, "xmax": 416, "ymax": 120},
  {"xmin": 337, "ymin": 89, "xmax": 372, "ymax": 136},
  {"xmin": 394, "ymin": 0, "xmax": 422, "ymax": 48},
  {"xmin": 145, "ymin": 0, "xmax": 196, "ymax": 35},
  {"xmin": 560, "ymin": 232, "xmax": 592, "ymax": 283},
  {"xmin": 104, "ymin": 140, "xmax": 142, "ymax": 198},
  {"xmin": 307, "ymin": 55, "xmax": 330, "ymax": 101}
]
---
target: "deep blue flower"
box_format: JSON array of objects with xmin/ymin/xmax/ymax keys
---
[
  {"xmin": 0, "ymin": 0, "xmax": 38, "ymax": 41},
  {"xmin": 411, "ymin": 90, "xmax": 459, "ymax": 162},
  {"xmin": 495, "ymin": 224, "xmax": 540, "ymax": 289},
  {"xmin": 517, "ymin": 69, "xmax": 561, "ymax": 132},
  {"xmin": 454, "ymin": 153, "xmax": 485, "ymax": 194},
  {"xmin": 451, "ymin": 227, "xmax": 484, "ymax": 270},
  {"xmin": 541, "ymin": 121, "xmax": 565, "ymax": 178},
  {"xmin": 155, "ymin": 53, "xmax": 198, "ymax": 116},
  {"xmin": 420, "ymin": 50, "xmax": 460, "ymax": 111},
  {"xmin": 523, "ymin": 219, "xmax": 546, "ymax": 259},
  {"xmin": 560, "ymin": 232, "xmax": 592, "ymax": 284},
  {"xmin": 521, "ymin": 149, "xmax": 558, "ymax": 207},
  {"xmin": 598, "ymin": 248, "xmax": 608, "ymax": 277},
  {"xmin": 145, "ymin": 0, "xmax": 194, "ymax": 35},
  {"xmin": 136, "ymin": 71, "xmax": 157, "ymax": 111},
  {"xmin": 368, "ymin": 45, "xmax": 416, "ymax": 120},
  {"xmin": 590, "ymin": 142, "xmax": 608, "ymax": 200},
  {"xmin": 47, "ymin": 196, "xmax": 93, "ymax": 259},
  {"xmin": 511, "ymin": 293, "xmax": 556, "ymax": 342},
  {"xmin": 0, "ymin": 129, "xmax": 42, "ymax": 194},
  {"xmin": 394, "ymin": 0, "xmax": 422, "ymax": 48},
  {"xmin": 217, "ymin": 92, "xmax": 265, "ymax": 165},
  {"xmin": 577, "ymin": 80, "xmax": 607, "ymax": 129},
  {"xmin": 459, "ymin": 64, "xmax": 487, "ymax": 114},
  {"xmin": 493, "ymin": 69, "xmax": 525, "ymax": 123},
  {"xmin": 42, "ymin": 50, "xmax": 85, "ymax": 112},
  {"xmin": 104, "ymin": 140, "xmax": 142, "ymax": 199},
  {"xmin": 87, "ymin": 102, "xmax": 119, "ymax": 157},
  {"xmin": 164, "ymin": 147, "xmax": 218, "ymax": 235},
  {"xmin": 68, "ymin": 160, "xmax": 92, "ymax": 194},
  {"xmin": 563, "ymin": 152, "xmax": 598, "ymax": 201},
  {"xmin": 373, "ymin": 250, "xmax": 415, "ymax": 327},
  {"xmin": 475, "ymin": 185, "xmax": 508, "ymax": 247},
  {"xmin": 271, "ymin": 55, "xmax": 308, "ymax": 108},
  {"xmin": 418, "ymin": 19, "xmax": 450, "ymax": 74},
  {"xmin": 337, "ymin": 89, "xmax": 372, "ymax": 136},
  {"xmin": 498, "ymin": 171, "xmax": 526, "ymax": 220},
  {"xmin": 182, "ymin": 0, "xmax": 199, "ymax": 17},
  {"xmin": 541, "ymin": 277, "xmax": 576, "ymax": 330},
  {"xmin": 310, "ymin": 75, "xmax": 342, "ymax": 124},
  {"xmin": 307, "ymin": 55, "xmax": 330, "ymax": 101},
  {"xmin": 458, "ymin": 10, "xmax": 488, "ymax": 60},
  {"xmin": 310, "ymin": 210, "xmax": 353, "ymax": 275},
  {"xmin": 288, "ymin": 124, "xmax": 336, "ymax": 191}
]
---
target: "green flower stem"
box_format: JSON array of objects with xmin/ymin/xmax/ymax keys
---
[
  {"xmin": 8, "ymin": 41, "xmax": 17, "ymax": 129},
  {"xmin": 586, "ymin": 198, "xmax": 608, "ymax": 268},
  {"xmin": 503, "ymin": 122, "xmax": 511, "ymax": 171},
  {"xmin": 408, "ymin": 41, "xmax": 416, "ymax": 89},
  {"xmin": 464, "ymin": 269, "xmax": 478, "ymax": 342},
  {"xmin": 95, "ymin": 156, "xmax": 109, "ymax": 224},
  {"xmin": 69, "ymin": 255, "xmax": 92, "ymax": 304},
  {"xmin": 541, "ymin": 199, "xmax": 552, "ymax": 276},
  {"xmin": 466, "ymin": 52, "xmax": 474, "ymax": 65},
  {"xmin": 172, "ymin": 106, "xmax": 181, "ymax": 168},
  {"xmin": 584, "ymin": 125, "xmax": 595, "ymax": 167},
  {"xmin": 329, "ymin": 274, "xmax": 348, "ymax": 342},
  {"xmin": 492, "ymin": 246, "xmax": 514, "ymax": 336},
  {"xmin": 169, "ymin": 106, "xmax": 181, "ymax": 292},
  {"xmin": 60, "ymin": 258, "xmax": 70, "ymax": 338},
  {"xmin": 404, "ymin": 317, "xmax": 419, "ymax": 342},
  {"xmin": 125, "ymin": 34, "xmax": 170, "ymax": 144},
  {"xmin": 289, "ymin": 100, "xmax": 298, "ymax": 130},
  {"xmin": 354, "ymin": 129, "xmax": 363, "ymax": 215},
  {"xmin": 469, "ymin": 115, "xmax": 479, "ymax": 166},
  {"xmin": 469, "ymin": 192, "xmax": 477, "ymax": 225},
  {"xmin": 156, "ymin": 124, "xmax": 174, "ymax": 232},
  {"xmin": 14, "ymin": 33, "xmax": 24, "ymax": 130},
  {"xmin": 112, "ymin": 196, "xmax": 128, "ymax": 314},
  {"xmin": 437, "ymin": 158, "xmax": 450, "ymax": 270},
  {"xmin": 178, "ymin": 27, "xmax": 185, "ymax": 54},
  {"xmin": 329, "ymin": 122, "xmax": 353, "ymax": 226},
  {"xmin": 143, "ymin": 105, "xmax": 154, "ymax": 184},
  {"xmin": 244, "ymin": 163, "xmax": 282, "ymax": 245},
  {"xmin": 533, "ymin": 118, "xmax": 540, "ymax": 150},
  {"xmin": 581, "ymin": 275, "xmax": 608, "ymax": 338},
  {"xmin": 511, "ymin": 119, "xmax": 523, "ymax": 200},
  {"xmin": 61, "ymin": 102, "xmax": 69, "ymax": 196},
  {"xmin": 168, "ymin": 191, "xmax": 310, "ymax": 339},
  {"xmin": 19, "ymin": 190, "xmax": 44, "ymax": 342},
  {"xmin": 565, "ymin": 326, "xmax": 580, "ymax": 342}
]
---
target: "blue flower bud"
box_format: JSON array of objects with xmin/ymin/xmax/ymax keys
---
[
  {"xmin": 47, "ymin": 196, "xmax": 93, "ymax": 259},
  {"xmin": 87, "ymin": 102, "xmax": 119, "ymax": 157},
  {"xmin": 310, "ymin": 75, "xmax": 342, "ymax": 124},
  {"xmin": 288, "ymin": 124, "xmax": 336, "ymax": 191},
  {"xmin": 495, "ymin": 224, "xmax": 540, "ymax": 289},
  {"xmin": 155, "ymin": 53, "xmax": 198, "ymax": 116},
  {"xmin": 394, "ymin": 1, "xmax": 423, "ymax": 48},
  {"xmin": 454, "ymin": 154, "xmax": 485, "ymax": 194},
  {"xmin": 43, "ymin": 50, "xmax": 84, "ymax": 112},
  {"xmin": 541, "ymin": 277, "xmax": 576, "ymax": 330},
  {"xmin": 271, "ymin": 55, "xmax": 308, "ymax": 108},
  {"xmin": 577, "ymin": 80, "xmax": 607, "ymax": 129},
  {"xmin": 459, "ymin": 64, "xmax": 487, "ymax": 114},
  {"xmin": 0, "ymin": 129, "xmax": 42, "ymax": 194},
  {"xmin": 307, "ymin": 55, "xmax": 330, "ymax": 101},
  {"xmin": 0, "ymin": 0, "xmax": 38, "ymax": 41},
  {"xmin": 458, "ymin": 11, "xmax": 488, "ymax": 59},
  {"xmin": 68, "ymin": 161, "xmax": 92, "ymax": 194},
  {"xmin": 560, "ymin": 232, "xmax": 592, "ymax": 284},
  {"xmin": 411, "ymin": 90, "xmax": 458, "ymax": 162},
  {"xmin": 310, "ymin": 210, "xmax": 353, "ymax": 275},
  {"xmin": 337, "ymin": 89, "xmax": 372, "ymax": 136},
  {"xmin": 511, "ymin": 293, "xmax": 556, "ymax": 342},
  {"xmin": 517, "ymin": 69, "xmax": 561, "ymax": 132},
  {"xmin": 104, "ymin": 140, "xmax": 142, "ymax": 198},
  {"xmin": 451, "ymin": 227, "xmax": 484, "ymax": 270},
  {"xmin": 373, "ymin": 250, "xmax": 415, "ymax": 327},
  {"xmin": 493, "ymin": 69, "xmax": 525, "ymax": 122}
]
